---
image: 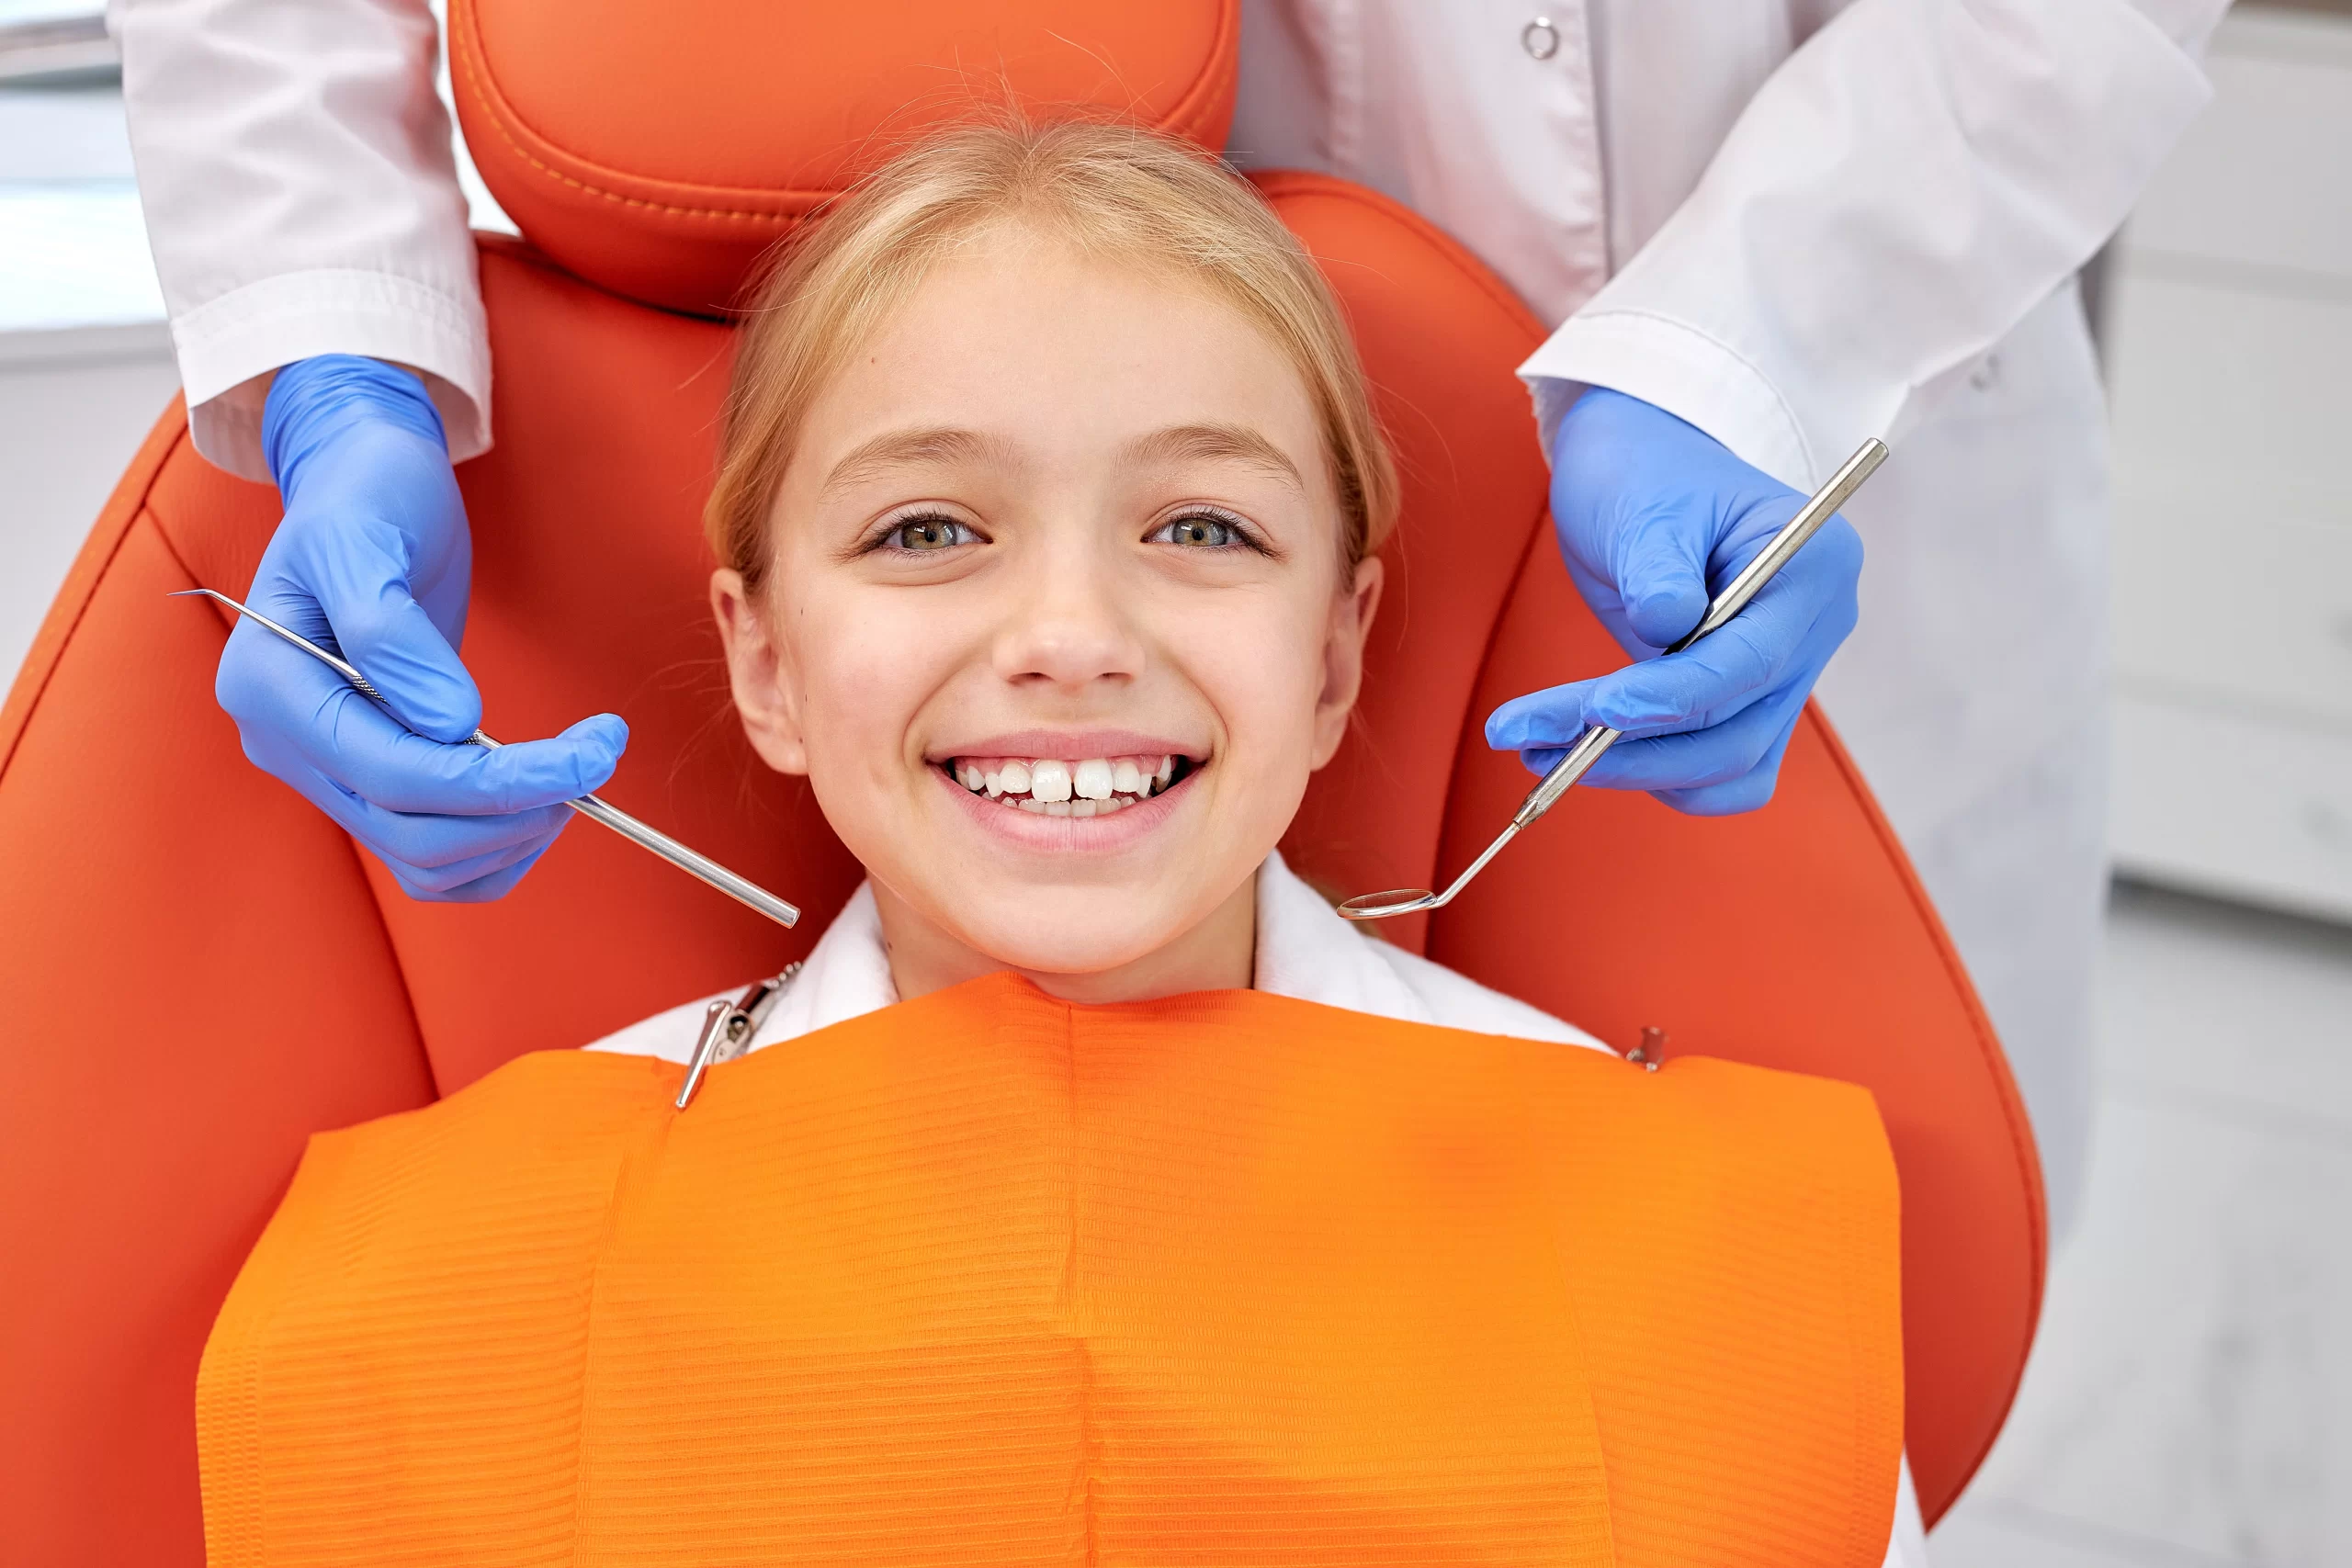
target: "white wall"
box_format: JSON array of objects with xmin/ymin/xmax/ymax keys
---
[
  {"xmin": 0, "ymin": 324, "xmax": 178, "ymax": 698},
  {"xmin": 2105, "ymin": 7, "xmax": 2352, "ymax": 920},
  {"xmin": 0, "ymin": 78, "xmax": 176, "ymax": 702}
]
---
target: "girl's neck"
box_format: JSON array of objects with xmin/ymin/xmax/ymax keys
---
[{"xmin": 870, "ymin": 872, "xmax": 1257, "ymax": 1006}]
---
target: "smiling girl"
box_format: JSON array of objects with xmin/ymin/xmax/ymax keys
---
[
  {"xmin": 196, "ymin": 119, "xmax": 1926, "ymax": 1566},
  {"xmin": 587, "ymin": 116, "xmax": 1607, "ymax": 1053}
]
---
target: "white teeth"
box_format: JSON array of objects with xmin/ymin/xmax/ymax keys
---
[
  {"xmin": 955, "ymin": 752, "xmax": 1187, "ymax": 815},
  {"xmin": 1030, "ymin": 760, "xmax": 1072, "ymax": 803}
]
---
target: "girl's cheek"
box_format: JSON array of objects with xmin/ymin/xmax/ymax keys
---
[
  {"xmin": 808, "ymin": 591, "xmax": 980, "ymax": 760},
  {"xmin": 1183, "ymin": 603, "xmax": 1330, "ymax": 761}
]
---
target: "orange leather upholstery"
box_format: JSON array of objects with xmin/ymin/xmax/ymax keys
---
[
  {"xmin": 0, "ymin": 6, "xmax": 2040, "ymax": 1559},
  {"xmin": 449, "ymin": 0, "xmax": 1239, "ymax": 313}
]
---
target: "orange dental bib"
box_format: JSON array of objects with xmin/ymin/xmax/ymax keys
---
[{"xmin": 198, "ymin": 975, "xmax": 1902, "ymax": 1566}]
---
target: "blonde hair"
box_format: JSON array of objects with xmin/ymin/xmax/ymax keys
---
[{"xmin": 706, "ymin": 118, "xmax": 1398, "ymax": 592}]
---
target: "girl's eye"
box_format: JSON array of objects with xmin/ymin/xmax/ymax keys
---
[
  {"xmin": 880, "ymin": 514, "xmax": 973, "ymax": 552},
  {"xmin": 1152, "ymin": 513, "xmax": 1251, "ymax": 549}
]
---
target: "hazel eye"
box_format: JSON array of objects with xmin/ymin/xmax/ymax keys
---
[
  {"xmin": 1152, "ymin": 513, "xmax": 1247, "ymax": 549},
  {"xmin": 883, "ymin": 515, "xmax": 973, "ymax": 552}
]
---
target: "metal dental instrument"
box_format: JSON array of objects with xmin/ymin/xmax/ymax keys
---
[
  {"xmin": 1338, "ymin": 436, "xmax": 1890, "ymax": 922},
  {"xmin": 675, "ymin": 963, "xmax": 797, "ymax": 1110},
  {"xmin": 172, "ymin": 587, "xmax": 801, "ymax": 931}
]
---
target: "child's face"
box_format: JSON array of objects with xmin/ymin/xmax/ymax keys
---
[{"xmin": 714, "ymin": 225, "xmax": 1381, "ymax": 988}]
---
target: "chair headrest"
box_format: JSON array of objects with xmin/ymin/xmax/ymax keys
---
[{"xmin": 449, "ymin": 0, "xmax": 1242, "ymax": 315}]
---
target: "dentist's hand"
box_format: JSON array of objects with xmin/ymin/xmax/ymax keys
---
[
  {"xmin": 1485, "ymin": 388, "xmax": 1862, "ymax": 816},
  {"xmin": 215, "ymin": 355, "xmax": 627, "ymax": 899}
]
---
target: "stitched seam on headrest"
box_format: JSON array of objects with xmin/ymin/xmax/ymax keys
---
[
  {"xmin": 453, "ymin": 3, "xmax": 1239, "ymax": 227},
  {"xmin": 454, "ymin": 27, "xmax": 819, "ymax": 223}
]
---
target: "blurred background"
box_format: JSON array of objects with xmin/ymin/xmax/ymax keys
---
[{"xmin": 4, "ymin": 3, "xmax": 2347, "ymax": 1562}]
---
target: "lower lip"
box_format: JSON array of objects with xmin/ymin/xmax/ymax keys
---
[{"xmin": 933, "ymin": 761, "xmax": 1198, "ymax": 852}]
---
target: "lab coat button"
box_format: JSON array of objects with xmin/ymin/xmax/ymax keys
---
[{"xmin": 1521, "ymin": 17, "xmax": 1561, "ymax": 60}]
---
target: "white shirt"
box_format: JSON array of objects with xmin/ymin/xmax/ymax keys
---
[
  {"xmin": 588, "ymin": 851, "xmax": 1611, "ymax": 1062},
  {"xmin": 583, "ymin": 852, "xmax": 1930, "ymax": 1567}
]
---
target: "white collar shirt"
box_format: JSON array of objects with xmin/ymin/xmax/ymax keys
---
[{"xmin": 584, "ymin": 851, "xmax": 1610, "ymax": 1063}]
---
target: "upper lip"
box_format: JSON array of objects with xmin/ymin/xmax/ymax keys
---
[{"xmin": 926, "ymin": 729, "xmax": 1203, "ymax": 761}]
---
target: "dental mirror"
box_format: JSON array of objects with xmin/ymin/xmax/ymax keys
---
[
  {"xmin": 1337, "ymin": 814, "xmax": 1531, "ymax": 919},
  {"xmin": 1340, "ymin": 437, "xmax": 1889, "ymax": 922}
]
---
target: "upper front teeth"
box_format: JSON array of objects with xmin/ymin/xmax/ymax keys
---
[{"xmin": 951, "ymin": 753, "xmax": 1182, "ymax": 811}]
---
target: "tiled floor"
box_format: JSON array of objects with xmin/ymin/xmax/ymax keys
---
[{"xmin": 1932, "ymin": 881, "xmax": 2352, "ymax": 1567}]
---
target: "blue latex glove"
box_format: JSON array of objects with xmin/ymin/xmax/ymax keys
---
[
  {"xmin": 213, "ymin": 355, "xmax": 627, "ymax": 900},
  {"xmin": 1485, "ymin": 388, "xmax": 1863, "ymax": 816}
]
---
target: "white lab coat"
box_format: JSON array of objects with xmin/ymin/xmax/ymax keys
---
[{"xmin": 115, "ymin": 0, "xmax": 2231, "ymax": 1235}]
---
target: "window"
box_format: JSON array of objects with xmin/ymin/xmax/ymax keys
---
[{"xmin": 0, "ymin": 2, "xmax": 113, "ymax": 86}]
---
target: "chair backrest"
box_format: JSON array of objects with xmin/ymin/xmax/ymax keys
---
[{"xmin": 0, "ymin": 3, "xmax": 2041, "ymax": 1559}]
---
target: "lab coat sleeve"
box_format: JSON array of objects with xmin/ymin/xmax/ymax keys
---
[
  {"xmin": 114, "ymin": 0, "xmax": 490, "ymax": 480},
  {"xmin": 1516, "ymin": 0, "xmax": 2229, "ymax": 491}
]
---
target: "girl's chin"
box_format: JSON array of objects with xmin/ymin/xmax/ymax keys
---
[{"xmin": 925, "ymin": 899, "xmax": 1198, "ymax": 980}]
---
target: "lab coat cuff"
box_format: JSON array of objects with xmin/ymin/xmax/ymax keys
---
[
  {"xmin": 171, "ymin": 269, "xmax": 492, "ymax": 481},
  {"xmin": 1518, "ymin": 310, "xmax": 1817, "ymax": 491}
]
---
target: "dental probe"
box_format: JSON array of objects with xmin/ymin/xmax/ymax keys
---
[
  {"xmin": 171, "ymin": 587, "xmax": 801, "ymax": 931},
  {"xmin": 1338, "ymin": 436, "xmax": 1890, "ymax": 922}
]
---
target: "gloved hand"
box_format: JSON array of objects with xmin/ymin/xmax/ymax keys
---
[
  {"xmin": 1485, "ymin": 388, "xmax": 1862, "ymax": 816},
  {"xmin": 214, "ymin": 354, "xmax": 627, "ymax": 900}
]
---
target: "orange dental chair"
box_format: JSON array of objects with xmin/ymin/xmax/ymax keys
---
[{"xmin": 0, "ymin": 3, "xmax": 2043, "ymax": 1561}]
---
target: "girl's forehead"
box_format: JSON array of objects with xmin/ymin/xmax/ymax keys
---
[{"xmin": 808, "ymin": 241, "xmax": 1325, "ymax": 466}]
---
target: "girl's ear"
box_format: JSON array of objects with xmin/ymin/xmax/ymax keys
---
[
  {"xmin": 710, "ymin": 568, "xmax": 810, "ymax": 775},
  {"xmin": 1308, "ymin": 553, "xmax": 1385, "ymax": 771}
]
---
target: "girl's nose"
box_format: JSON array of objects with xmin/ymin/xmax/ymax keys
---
[{"xmin": 990, "ymin": 546, "xmax": 1145, "ymax": 691}]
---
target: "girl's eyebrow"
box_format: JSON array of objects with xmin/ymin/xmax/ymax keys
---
[
  {"xmin": 820, "ymin": 426, "xmax": 1013, "ymax": 496},
  {"xmin": 1124, "ymin": 423, "xmax": 1304, "ymax": 492}
]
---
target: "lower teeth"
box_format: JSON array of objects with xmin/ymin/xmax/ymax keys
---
[{"xmin": 1011, "ymin": 795, "xmax": 1139, "ymax": 816}]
